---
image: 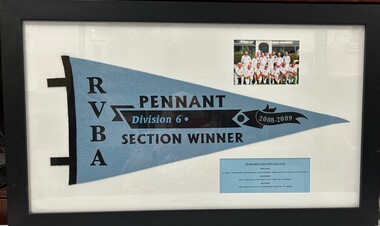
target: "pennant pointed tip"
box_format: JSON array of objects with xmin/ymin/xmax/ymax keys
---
[{"xmin": 333, "ymin": 116, "xmax": 350, "ymax": 124}]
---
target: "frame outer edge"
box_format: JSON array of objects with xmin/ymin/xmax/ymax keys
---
[
  {"xmin": 1, "ymin": 0, "xmax": 30, "ymax": 225},
  {"xmin": 1, "ymin": 1, "xmax": 380, "ymax": 226}
]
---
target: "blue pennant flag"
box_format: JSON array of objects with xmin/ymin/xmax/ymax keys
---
[{"xmin": 48, "ymin": 56, "xmax": 347, "ymax": 185}]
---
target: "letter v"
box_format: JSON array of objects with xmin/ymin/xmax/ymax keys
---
[{"xmin": 88, "ymin": 101, "xmax": 107, "ymax": 118}]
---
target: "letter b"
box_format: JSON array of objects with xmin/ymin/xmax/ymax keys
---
[{"xmin": 91, "ymin": 125, "xmax": 106, "ymax": 142}]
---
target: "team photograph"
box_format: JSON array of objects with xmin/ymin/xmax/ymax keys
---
[{"xmin": 234, "ymin": 40, "xmax": 300, "ymax": 85}]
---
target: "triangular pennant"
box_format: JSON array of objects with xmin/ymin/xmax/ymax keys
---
[{"xmin": 49, "ymin": 56, "xmax": 347, "ymax": 184}]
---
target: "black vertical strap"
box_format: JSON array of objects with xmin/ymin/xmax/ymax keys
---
[{"xmin": 61, "ymin": 55, "xmax": 78, "ymax": 185}]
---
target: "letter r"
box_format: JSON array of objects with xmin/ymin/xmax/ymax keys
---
[{"xmin": 87, "ymin": 77, "xmax": 106, "ymax": 94}]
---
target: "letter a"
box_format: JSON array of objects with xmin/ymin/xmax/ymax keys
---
[{"xmin": 90, "ymin": 149, "xmax": 107, "ymax": 166}]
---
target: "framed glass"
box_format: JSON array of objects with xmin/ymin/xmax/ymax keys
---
[{"xmin": 1, "ymin": 1, "xmax": 379, "ymax": 225}]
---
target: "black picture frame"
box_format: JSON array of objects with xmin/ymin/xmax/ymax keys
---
[{"xmin": 1, "ymin": 1, "xmax": 380, "ymax": 226}]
